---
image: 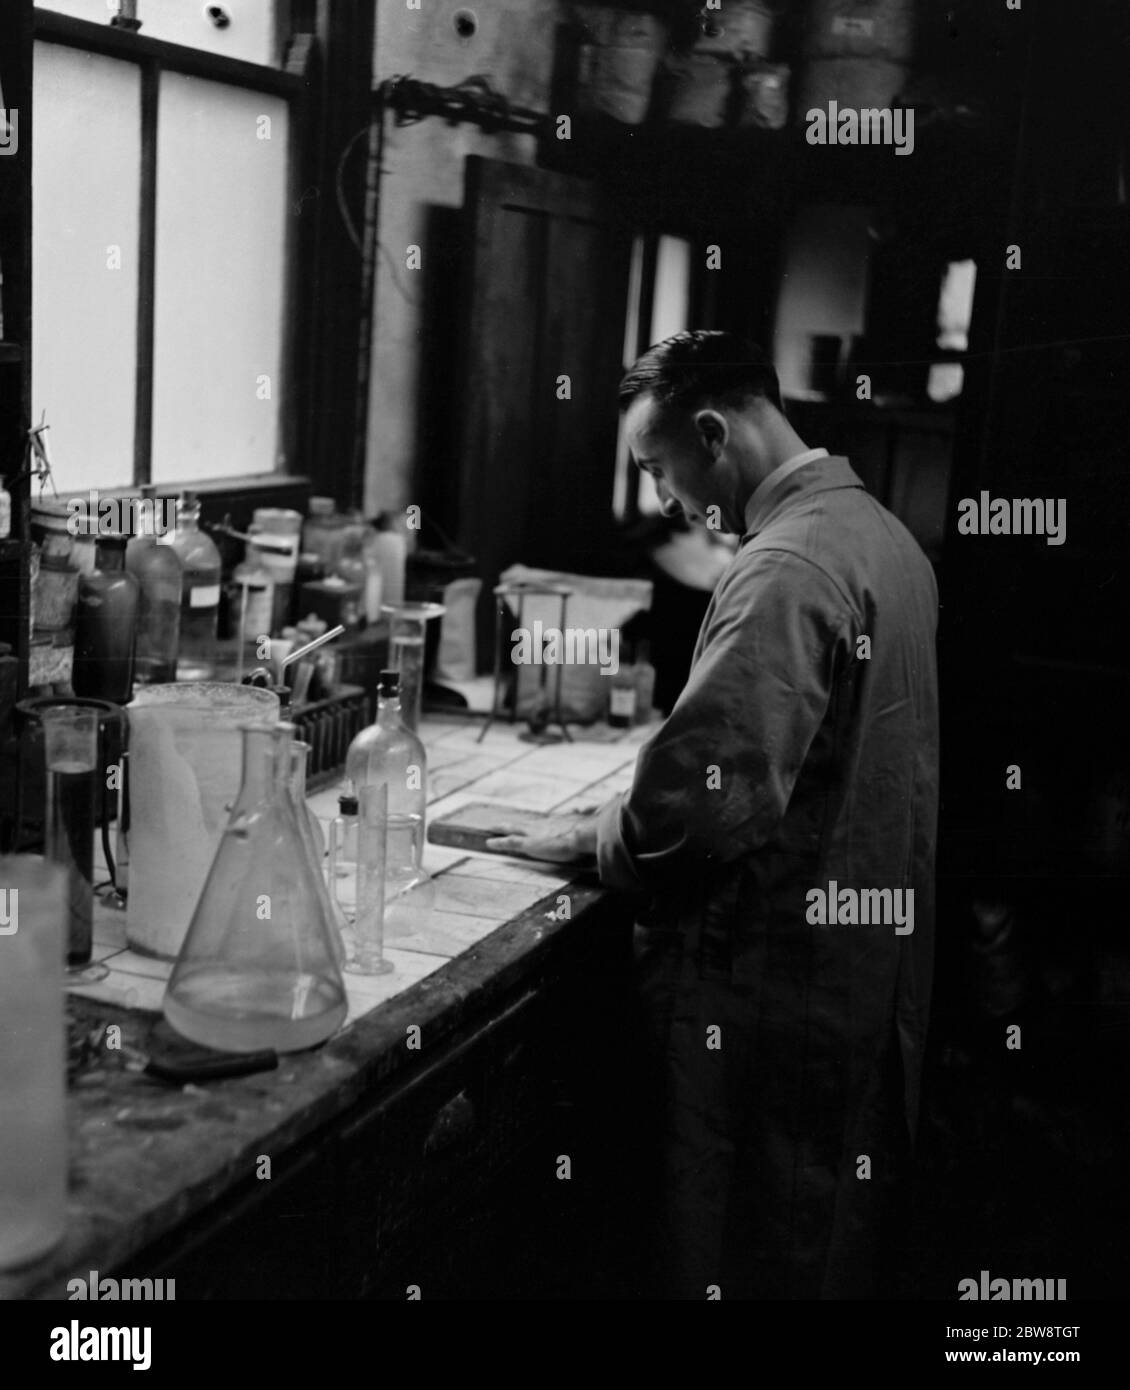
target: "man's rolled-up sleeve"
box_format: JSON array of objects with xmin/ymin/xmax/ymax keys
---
[{"xmin": 596, "ymin": 552, "xmax": 851, "ymax": 894}]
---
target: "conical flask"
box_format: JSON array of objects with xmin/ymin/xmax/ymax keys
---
[{"xmin": 164, "ymin": 721, "xmax": 347, "ymax": 1053}]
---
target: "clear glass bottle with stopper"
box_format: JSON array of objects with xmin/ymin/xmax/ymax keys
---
[
  {"xmin": 344, "ymin": 669, "xmax": 434, "ymax": 937},
  {"xmin": 170, "ymin": 493, "xmax": 222, "ymax": 681},
  {"xmin": 164, "ymin": 721, "xmax": 347, "ymax": 1053}
]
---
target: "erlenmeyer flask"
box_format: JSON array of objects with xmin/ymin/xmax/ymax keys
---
[{"xmin": 164, "ymin": 722, "xmax": 347, "ymax": 1053}]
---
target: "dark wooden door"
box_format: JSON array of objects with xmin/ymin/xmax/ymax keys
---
[{"xmin": 454, "ymin": 156, "xmax": 631, "ymax": 667}]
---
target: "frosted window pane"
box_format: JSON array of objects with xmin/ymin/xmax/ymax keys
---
[
  {"xmin": 936, "ymin": 259, "xmax": 977, "ymax": 351},
  {"xmin": 649, "ymin": 235, "xmax": 691, "ymax": 346},
  {"xmin": 32, "ymin": 42, "xmax": 140, "ymax": 491},
  {"xmin": 151, "ymin": 74, "xmax": 287, "ymax": 484}
]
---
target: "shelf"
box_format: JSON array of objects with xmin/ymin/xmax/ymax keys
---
[{"xmin": 539, "ymin": 112, "xmax": 1012, "ymax": 224}]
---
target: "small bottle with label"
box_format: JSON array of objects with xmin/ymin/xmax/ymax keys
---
[
  {"xmin": 170, "ymin": 493, "xmax": 222, "ymax": 681},
  {"xmin": 608, "ymin": 641, "xmax": 638, "ymax": 729},
  {"xmin": 233, "ymin": 548, "xmax": 275, "ymax": 653}
]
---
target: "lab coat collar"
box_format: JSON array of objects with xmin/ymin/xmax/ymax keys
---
[{"xmin": 741, "ymin": 451, "xmax": 862, "ymax": 542}]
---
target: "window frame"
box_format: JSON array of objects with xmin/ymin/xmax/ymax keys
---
[{"xmin": 32, "ymin": 6, "xmax": 311, "ymax": 496}]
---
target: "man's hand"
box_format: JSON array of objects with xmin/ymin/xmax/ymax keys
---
[{"xmin": 485, "ymin": 812, "xmax": 599, "ymax": 864}]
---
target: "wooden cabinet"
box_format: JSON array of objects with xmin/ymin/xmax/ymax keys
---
[{"xmin": 121, "ymin": 892, "xmax": 636, "ymax": 1300}]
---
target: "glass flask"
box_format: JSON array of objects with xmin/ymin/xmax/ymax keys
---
[
  {"xmin": 344, "ymin": 669, "xmax": 434, "ymax": 937},
  {"xmin": 287, "ymin": 738, "xmax": 347, "ymax": 967},
  {"xmin": 164, "ymin": 722, "xmax": 347, "ymax": 1053}
]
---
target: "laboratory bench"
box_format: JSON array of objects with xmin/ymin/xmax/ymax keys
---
[{"xmin": 0, "ymin": 716, "xmax": 654, "ymax": 1301}]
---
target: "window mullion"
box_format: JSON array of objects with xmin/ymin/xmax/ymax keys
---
[{"xmin": 133, "ymin": 55, "xmax": 158, "ymax": 488}]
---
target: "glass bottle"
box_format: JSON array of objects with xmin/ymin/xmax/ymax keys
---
[
  {"xmin": 633, "ymin": 638, "xmax": 657, "ymax": 724},
  {"xmin": 360, "ymin": 525, "xmax": 384, "ymax": 625},
  {"xmin": 170, "ymin": 493, "xmax": 222, "ymax": 681},
  {"xmin": 233, "ymin": 547, "xmax": 275, "ymax": 652},
  {"xmin": 373, "ymin": 513, "xmax": 406, "ymax": 606},
  {"xmin": 302, "ymin": 497, "xmax": 345, "ymax": 577},
  {"xmin": 164, "ymin": 722, "xmax": 347, "ymax": 1053},
  {"xmin": 607, "ymin": 640, "xmax": 638, "ymax": 728},
  {"xmin": 126, "ymin": 528, "xmax": 183, "ymax": 686},
  {"xmin": 72, "ymin": 532, "xmax": 139, "ymax": 703},
  {"xmin": 337, "ymin": 510, "xmax": 367, "ymax": 602},
  {"xmin": 344, "ymin": 669, "xmax": 433, "ymax": 937}
]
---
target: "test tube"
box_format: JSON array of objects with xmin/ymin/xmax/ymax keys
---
[
  {"xmin": 40, "ymin": 706, "xmax": 107, "ymax": 982},
  {"xmin": 347, "ymin": 782, "xmax": 394, "ymax": 975}
]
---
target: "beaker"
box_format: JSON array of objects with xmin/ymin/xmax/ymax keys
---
[
  {"xmin": 40, "ymin": 705, "xmax": 107, "ymax": 982},
  {"xmin": 382, "ymin": 601, "xmax": 445, "ymax": 733},
  {"xmin": 0, "ymin": 855, "xmax": 68, "ymax": 1269},
  {"xmin": 164, "ymin": 722, "xmax": 347, "ymax": 1054},
  {"xmin": 125, "ymin": 682, "xmax": 280, "ymax": 959},
  {"xmin": 346, "ymin": 782, "xmax": 394, "ymax": 976}
]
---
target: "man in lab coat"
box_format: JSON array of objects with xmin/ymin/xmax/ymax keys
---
[{"xmin": 489, "ymin": 331, "xmax": 939, "ymax": 1299}]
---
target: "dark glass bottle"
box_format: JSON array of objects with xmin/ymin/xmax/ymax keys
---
[
  {"xmin": 126, "ymin": 532, "xmax": 183, "ymax": 685},
  {"xmin": 72, "ymin": 533, "xmax": 139, "ymax": 703}
]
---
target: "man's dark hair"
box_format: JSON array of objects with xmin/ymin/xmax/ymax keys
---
[{"xmin": 618, "ymin": 330, "xmax": 783, "ymax": 416}]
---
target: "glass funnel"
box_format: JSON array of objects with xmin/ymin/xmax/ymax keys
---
[
  {"xmin": 164, "ymin": 722, "xmax": 347, "ymax": 1053},
  {"xmin": 382, "ymin": 601, "xmax": 445, "ymax": 733}
]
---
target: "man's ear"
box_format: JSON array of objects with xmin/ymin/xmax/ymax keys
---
[{"xmin": 693, "ymin": 408, "xmax": 728, "ymax": 458}]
